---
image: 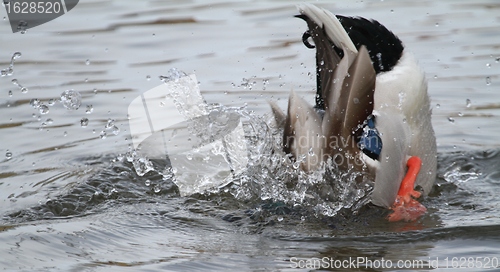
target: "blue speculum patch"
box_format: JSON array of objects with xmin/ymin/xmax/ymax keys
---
[{"xmin": 359, "ymin": 116, "xmax": 382, "ymax": 160}]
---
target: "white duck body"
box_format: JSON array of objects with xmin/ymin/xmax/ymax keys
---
[
  {"xmin": 273, "ymin": 4, "xmax": 437, "ymax": 209},
  {"xmin": 369, "ymin": 52, "xmax": 437, "ymax": 208}
]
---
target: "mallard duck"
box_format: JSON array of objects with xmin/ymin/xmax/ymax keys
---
[{"xmin": 270, "ymin": 4, "xmax": 437, "ymax": 221}]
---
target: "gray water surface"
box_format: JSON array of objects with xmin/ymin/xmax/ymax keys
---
[{"xmin": 1, "ymin": 0, "xmax": 500, "ymax": 271}]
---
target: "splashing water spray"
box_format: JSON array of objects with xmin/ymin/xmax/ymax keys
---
[
  {"xmin": 127, "ymin": 68, "xmax": 248, "ymax": 196},
  {"xmin": 126, "ymin": 69, "xmax": 371, "ymax": 218}
]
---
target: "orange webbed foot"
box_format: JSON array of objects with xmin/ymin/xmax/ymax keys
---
[{"xmin": 387, "ymin": 156, "xmax": 427, "ymax": 222}]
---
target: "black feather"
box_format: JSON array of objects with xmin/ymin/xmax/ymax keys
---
[{"xmin": 336, "ymin": 15, "xmax": 404, "ymax": 73}]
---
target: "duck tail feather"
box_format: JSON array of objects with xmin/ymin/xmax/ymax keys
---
[
  {"xmin": 296, "ymin": 4, "xmax": 357, "ymax": 53},
  {"xmin": 283, "ymin": 91, "xmax": 324, "ymax": 172},
  {"xmin": 268, "ymin": 100, "xmax": 286, "ymax": 128}
]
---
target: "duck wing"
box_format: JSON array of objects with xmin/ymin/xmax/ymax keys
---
[
  {"xmin": 296, "ymin": 4, "xmax": 376, "ymax": 170},
  {"xmin": 322, "ymin": 45, "xmax": 375, "ymax": 165}
]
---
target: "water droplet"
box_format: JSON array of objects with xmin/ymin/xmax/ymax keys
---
[
  {"xmin": 277, "ymin": 216, "xmax": 284, "ymax": 222},
  {"xmin": 100, "ymin": 130, "xmax": 107, "ymax": 139},
  {"xmin": 5, "ymin": 151, "xmax": 12, "ymax": 160},
  {"xmin": 448, "ymin": 117, "xmax": 455, "ymax": 123},
  {"xmin": 458, "ymin": 112, "xmax": 463, "ymax": 117},
  {"xmin": 60, "ymin": 90, "xmax": 82, "ymax": 110},
  {"xmin": 17, "ymin": 20, "xmax": 28, "ymax": 33},
  {"xmin": 153, "ymin": 185, "xmax": 161, "ymax": 193},
  {"xmin": 353, "ymin": 98, "xmax": 359, "ymax": 104},
  {"xmin": 436, "ymin": 104, "xmax": 440, "ymax": 109},
  {"xmin": 486, "ymin": 77, "xmax": 491, "ymax": 85},
  {"xmin": 435, "ymin": 22, "xmax": 439, "ymax": 27},
  {"xmin": 80, "ymin": 118, "xmax": 89, "ymax": 128},
  {"xmin": 85, "ymin": 59, "xmax": 90, "ymax": 65},
  {"xmin": 146, "ymin": 75, "xmax": 151, "ymax": 81},
  {"xmin": 466, "ymin": 99, "xmax": 471, "ymax": 108},
  {"xmin": 47, "ymin": 99, "xmax": 55, "ymax": 106},
  {"xmin": 30, "ymin": 98, "xmax": 40, "ymax": 109},
  {"xmin": 486, "ymin": 63, "xmax": 491, "ymax": 68},
  {"xmin": 12, "ymin": 52, "xmax": 21, "ymax": 60},
  {"xmin": 159, "ymin": 68, "xmax": 187, "ymax": 82},
  {"xmin": 105, "ymin": 119, "xmax": 114, "ymax": 129},
  {"xmin": 20, "ymin": 87, "xmax": 28, "ymax": 93},
  {"xmin": 46, "ymin": 118, "xmax": 53, "ymax": 124},
  {"xmin": 145, "ymin": 180, "xmax": 151, "ymax": 186},
  {"xmin": 38, "ymin": 104, "xmax": 49, "ymax": 114},
  {"xmin": 8, "ymin": 90, "xmax": 12, "ymax": 97},
  {"xmin": 63, "ymin": 131, "xmax": 67, "ymax": 137},
  {"xmin": 85, "ymin": 104, "xmax": 93, "ymax": 114},
  {"xmin": 111, "ymin": 125, "xmax": 120, "ymax": 135}
]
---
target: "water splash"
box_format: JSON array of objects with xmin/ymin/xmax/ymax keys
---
[
  {"xmin": 222, "ymin": 106, "xmax": 372, "ymax": 217},
  {"xmin": 5, "ymin": 151, "xmax": 13, "ymax": 160},
  {"xmin": 466, "ymin": 99, "xmax": 471, "ymax": 108},
  {"xmin": 486, "ymin": 77, "xmax": 491, "ymax": 86},
  {"xmin": 85, "ymin": 105, "xmax": 94, "ymax": 114},
  {"xmin": 11, "ymin": 78, "xmax": 28, "ymax": 93},
  {"xmin": 443, "ymin": 163, "xmax": 480, "ymax": 184},
  {"xmin": 159, "ymin": 68, "xmax": 187, "ymax": 83},
  {"xmin": 60, "ymin": 90, "xmax": 82, "ymax": 110},
  {"xmin": 239, "ymin": 77, "xmax": 257, "ymax": 90},
  {"xmin": 128, "ymin": 102, "xmax": 372, "ymax": 218},
  {"xmin": 17, "ymin": 20, "xmax": 28, "ymax": 34},
  {"xmin": 30, "ymin": 98, "xmax": 41, "ymax": 109},
  {"xmin": 125, "ymin": 150, "xmax": 155, "ymax": 177},
  {"xmin": 38, "ymin": 104, "xmax": 49, "ymax": 115},
  {"xmin": 1, "ymin": 52, "xmax": 21, "ymax": 77},
  {"xmin": 80, "ymin": 118, "xmax": 89, "ymax": 128}
]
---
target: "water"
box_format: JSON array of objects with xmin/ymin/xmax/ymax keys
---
[{"xmin": 1, "ymin": 0, "xmax": 500, "ymax": 271}]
